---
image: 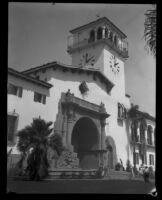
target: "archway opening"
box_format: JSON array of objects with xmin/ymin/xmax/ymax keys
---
[
  {"xmin": 107, "ymin": 145, "xmax": 113, "ymax": 169},
  {"xmin": 89, "ymin": 30, "xmax": 95, "ymax": 43},
  {"xmin": 71, "ymin": 117, "xmax": 99, "ymax": 169},
  {"xmin": 97, "ymin": 27, "xmax": 103, "ymax": 40}
]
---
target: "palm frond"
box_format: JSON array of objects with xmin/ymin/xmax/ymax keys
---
[{"xmin": 144, "ymin": 5, "xmax": 156, "ymax": 57}]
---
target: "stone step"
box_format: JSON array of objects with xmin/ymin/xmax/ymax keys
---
[
  {"xmin": 106, "ymin": 170, "xmax": 131, "ymax": 180},
  {"xmin": 47, "ymin": 169, "xmax": 97, "ymax": 179}
]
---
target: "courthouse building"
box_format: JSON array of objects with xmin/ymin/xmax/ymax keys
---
[{"xmin": 7, "ymin": 17, "xmax": 156, "ymax": 171}]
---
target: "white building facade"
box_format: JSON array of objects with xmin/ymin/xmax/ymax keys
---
[{"xmin": 7, "ymin": 17, "xmax": 155, "ymax": 171}]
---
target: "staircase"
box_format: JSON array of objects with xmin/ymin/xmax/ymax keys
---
[
  {"xmin": 105, "ymin": 169, "xmax": 131, "ymax": 180},
  {"xmin": 46, "ymin": 168, "xmax": 97, "ymax": 180}
]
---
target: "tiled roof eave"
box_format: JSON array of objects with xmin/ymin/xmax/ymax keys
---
[
  {"xmin": 21, "ymin": 61, "xmax": 114, "ymax": 93},
  {"xmin": 8, "ymin": 68, "xmax": 53, "ymax": 89},
  {"xmin": 70, "ymin": 17, "xmax": 127, "ymax": 39}
]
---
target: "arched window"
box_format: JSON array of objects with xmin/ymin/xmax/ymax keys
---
[
  {"xmin": 114, "ymin": 35, "xmax": 117, "ymax": 46},
  {"xmin": 154, "ymin": 127, "xmax": 156, "ymax": 145},
  {"xmin": 89, "ymin": 30, "xmax": 95, "ymax": 43},
  {"xmin": 105, "ymin": 27, "xmax": 108, "ymax": 38},
  {"xmin": 140, "ymin": 122, "xmax": 145, "ymax": 143},
  {"xmin": 131, "ymin": 121, "xmax": 138, "ymax": 142},
  {"xmin": 147, "ymin": 125, "xmax": 153, "ymax": 145},
  {"xmin": 109, "ymin": 31, "xmax": 113, "ymax": 42},
  {"xmin": 97, "ymin": 27, "xmax": 103, "ymax": 40}
]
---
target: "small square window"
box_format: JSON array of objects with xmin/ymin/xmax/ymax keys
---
[
  {"xmin": 34, "ymin": 92, "xmax": 46, "ymax": 104},
  {"xmin": 7, "ymin": 114, "xmax": 18, "ymax": 144},
  {"xmin": 8, "ymin": 83, "xmax": 23, "ymax": 97}
]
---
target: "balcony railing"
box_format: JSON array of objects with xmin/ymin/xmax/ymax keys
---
[{"xmin": 67, "ymin": 36, "xmax": 128, "ymax": 58}]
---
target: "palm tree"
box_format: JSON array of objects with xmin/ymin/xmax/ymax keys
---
[
  {"xmin": 144, "ymin": 4, "xmax": 156, "ymax": 57},
  {"xmin": 17, "ymin": 118, "xmax": 64, "ymax": 181}
]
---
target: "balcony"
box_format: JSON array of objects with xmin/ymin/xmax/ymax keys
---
[
  {"xmin": 67, "ymin": 36, "xmax": 128, "ymax": 59},
  {"xmin": 131, "ymin": 138, "xmax": 155, "ymax": 148}
]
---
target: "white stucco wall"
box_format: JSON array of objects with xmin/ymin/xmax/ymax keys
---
[
  {"xmin": 31, "ymin": 67, "xmax": 131, "ymax": 167},
  {"xmin": 7, "ymin": 75, "xmax": 51, "ymax": 154}
]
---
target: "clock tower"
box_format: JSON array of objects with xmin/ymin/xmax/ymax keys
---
[{"xmin": 67, "ymin": 17, "xmax": 128, "ymax": 99}]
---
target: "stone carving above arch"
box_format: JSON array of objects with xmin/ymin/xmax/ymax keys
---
[{"xmin": 54, "ymin": 90, "xmax": 110, "ymax": 151}]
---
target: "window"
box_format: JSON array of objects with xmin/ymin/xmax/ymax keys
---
[
  {"xmin": 117, "ymin": 103, "xmax": 127, "ymax": 119},
  {"xmin": 34, "ymin": 92, "xmax": 46, "ymax": 104},
  {"xmin": 154, "ymin": 127, "xmax": 156, "ymax": 145},
  {"xmin": 149, "ymin": 154, "xmax": 154, "ymax": 165},
  {"xmin": 114, "ymin": 35, "xmax": 117, "ymax": 46},
  {"xmin": 140, "ymin": 123, "xmax": 145, "ymax": 143},
  {"xmin": 133, "ymin": 152, "xmax": 139, "ymax": 165},
  {"xmin": 8, "ymin": 83, "xmax": 23, "ymax": 97},
  {"xmin": 131, "ymin": 121, "xmax": 139, "ymax": 142},
  {"xmin": 105, "ymin": 27, "xmax": 108, "ymax": 38},
  {"xmin": 147, "ymin": 125, "xmax": 153, "ymax": 145},
  {"xmin": 7, "ymin": 114, "xmax": 18, "ymax": 143},
  {"xmin": 97, "ymin": 27, "xmax": 102, "ymax": 40},
  {"xmin": 109, "ymin": 31, "xmax": 113, "ymax": 41},
  {"xmin": 89, "ymin": 30, "xmax": 95, "ymax": 43}
]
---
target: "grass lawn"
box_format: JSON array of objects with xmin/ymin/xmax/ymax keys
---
[{"xmin": 7, "ymin": 178, "xmax": 155, "ymax": 194}]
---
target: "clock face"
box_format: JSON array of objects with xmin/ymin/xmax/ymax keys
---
[
  {"xmin": 109, "ymin": 55, "xmax": 120, "ymax": 75},
  {"xmin": 79, "ymin": 52, "xmax": 95, "ymax": 67}
]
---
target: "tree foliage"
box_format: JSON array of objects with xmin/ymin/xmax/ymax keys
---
[
  {"xmin": 17, "ymin": 118, "xmax": 64, "ymax": 180},
  {"xmin": 144, "ymin": 5, "xmax": 156, "ymax": 57}
]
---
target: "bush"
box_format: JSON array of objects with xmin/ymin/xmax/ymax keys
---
[
  {"xmin": 115, "ymin": 162, "xmax": 122, "ymax": 171},
  {"xmin": 126, "ymin": 160, "xmax": 132, "ymax": 172},
  {"xmin": 148, "ymin": 166, "xmax": 155, "ymax": 178}
]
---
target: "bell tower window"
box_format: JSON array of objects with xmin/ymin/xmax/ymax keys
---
[
  {"xmin": 89, "ymin": 30, "xmax": 95, "ymax": 43},
  {"xmin": 114, "ymin": 35, "xmax": 117, "ymax": 46},
  {"xmin": 97, "ymin": 27, "xmax": 103, "ymax": 40},
  {"xmin": 105, "ymin": 27, "xmax": 108, "ymax": 38},
  {"xmin": 109, "ymin": 31, "xmax": 113, "ymax": 41}
]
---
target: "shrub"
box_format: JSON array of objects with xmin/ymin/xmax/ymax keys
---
[
  {"xmin": 115, "ymin": 162, "xmax": 122, "ymax": 171},
  {"xmin": 148, "ymin": 166, "xmax": 155, "ymax": 178},
  {"xmin": 126, "ymin": 160, "xmax": 132, "ymax": 172}
]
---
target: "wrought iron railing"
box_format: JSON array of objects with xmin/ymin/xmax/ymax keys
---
[{"xmin": 67, "ymin": 37, "xmax": 128, "ymax": 58}]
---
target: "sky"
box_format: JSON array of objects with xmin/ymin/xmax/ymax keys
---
[{"xmin": 8, "ymin": 3, "xmax": 156, "ymax": 117}]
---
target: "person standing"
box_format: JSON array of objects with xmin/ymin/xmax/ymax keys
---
[{"xmin": 143, "ymin": 166, "xmax": 150, "ymax": 183}]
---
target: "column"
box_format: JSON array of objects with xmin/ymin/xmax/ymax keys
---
[
  {"xmin": 94, "ymin": 29, "xmax": 97, "ymax": 41},
  {"xmin": 144, "ymin": 128, "xmax": 147, "ymax": 164},
  {"xmin": 62, "ymin": 115, "xmax": 67, "ymax": 147},
  {"xmin": 102, "ymin": 26, "xmax": 105, "ymax": 39},
  {"xmin": 66, "ymin": 109, "xmax": 74, "ymax": 152},
  {"xmin": 101, "ymin": 119, "xmax": 106, "ymax": 150},
  {"xmin": 137, "ymin": 122, "xmax": 140, "ymax": 142},
  {"xmin": 99, "ymin": 118, "xmax": 106, "ymax": 167}
]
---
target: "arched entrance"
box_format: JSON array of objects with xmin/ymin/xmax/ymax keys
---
[
  {"xmin": 107, "ymin": 145, "xmax": 113, "ymax": 169},
  {"xmin": 105, "ymin": 136, "xmax": 117, "ymax": 169},
  {"xmin": 71, "ymin": 117, "xmax": 99, "ymax": 169}
]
